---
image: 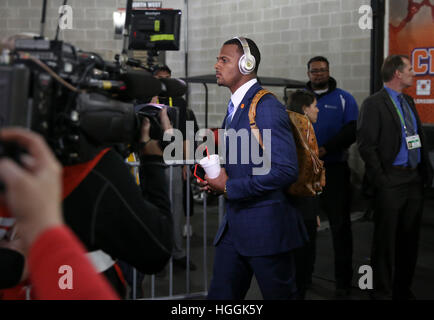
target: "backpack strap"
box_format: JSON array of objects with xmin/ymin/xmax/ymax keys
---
[{"xmin": 248, "ymin": 89, "xmax": 274, "ymax": 150}]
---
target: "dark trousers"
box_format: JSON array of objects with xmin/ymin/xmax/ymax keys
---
[
  {"xmin": 207, "ymin": 226, "xmax": 297, "ymax": 300},
  {"xmin": 371, "ymin": 168, "xmax": 423, "ymax": 300},
  {"xmin": 320, "ymin": 162, "xmax": 353, "ymax": 289},
  {"xmin": 294, "ymin": 218, "xmax": 317, "ymax": 299}
]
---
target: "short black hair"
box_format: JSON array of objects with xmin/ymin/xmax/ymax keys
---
[
  {"xmin": 288, "ymin": 90, "xmax": 316, "ymax": 115},
  {"xmin": 223, "ymin": 37, "xmax": 261, "ymax": 74},
  {"xmin": 153, "ymin": 64, "xmax": 171, "ymax": 75},
  {"xmin": 307, "ymin": 56, "xmax": 329, "ymax": 70},
  {"xmin": 381, "ymin": 54, "xmax": 409, "ymax": 82}
]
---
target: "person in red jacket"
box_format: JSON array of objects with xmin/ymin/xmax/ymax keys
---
[{"xmin": 0, "ymin": 127, "xmax": 119, "ymax": 300}]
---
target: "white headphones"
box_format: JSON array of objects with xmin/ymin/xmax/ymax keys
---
[{"xmin": 234, "ymin": 36, "xmax": 256, "ymax": 75}]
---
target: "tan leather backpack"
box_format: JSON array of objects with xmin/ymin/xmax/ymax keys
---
[{"xmin": 248, "ymin": 89, "xmax": 325, "ymax": 197}]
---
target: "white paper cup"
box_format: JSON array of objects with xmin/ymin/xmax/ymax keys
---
[{"xmin": 199, "ymin": 154, "xmax": 221, "ymax": 179}]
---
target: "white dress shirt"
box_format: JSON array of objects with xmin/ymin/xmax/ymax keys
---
[{"xmin": 229, "ymin": 78, "xmax": 258, "ymax": 121}]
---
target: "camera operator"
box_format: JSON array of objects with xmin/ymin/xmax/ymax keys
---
[
  {"xmin": 0, "ymin": 109, "xmax": 174, "ymax": 299},
  {"xmin": 148, "ymin": 65, "xmax": 197, "ymax": 271},
  {"xmin": 0, "ymin": 128, "xmax": 118, "ymax": 299},
  {"xmin": 0, "ymin": 33, "xmax": 175, "ymax": 298},
  {"xmin": 61, "ymin": 109, "xmax": 174, "ymax": 297}
]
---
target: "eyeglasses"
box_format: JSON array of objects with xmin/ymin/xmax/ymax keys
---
[{"xmin": 309, "ymin": 68, "xmax": 329, "ymax": 74}]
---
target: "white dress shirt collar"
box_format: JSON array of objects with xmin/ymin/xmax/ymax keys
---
[{"xmin": 229, "ymin": 78, "xmax": 258, "ymax": 119}]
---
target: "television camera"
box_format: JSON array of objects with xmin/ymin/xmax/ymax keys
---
[{"xmin": 0, "ymin": 0, "xmax": 185, "ymax": 165}]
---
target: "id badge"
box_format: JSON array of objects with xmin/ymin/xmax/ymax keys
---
[{"xmin": 406, "ymin": 134, "xmax": 421, "ymax": 150}]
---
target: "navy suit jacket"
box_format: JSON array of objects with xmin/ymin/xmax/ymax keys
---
[{"xmin": 214, "ymin": 82, "xmax": 307, "ymax": 256}]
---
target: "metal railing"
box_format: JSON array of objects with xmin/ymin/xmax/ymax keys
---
[{"xmin": 126, "ymin": 157, "xmax": 225, "ymax": 300}]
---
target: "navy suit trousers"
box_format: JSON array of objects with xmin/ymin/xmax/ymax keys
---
[{"xmin": 207, "ymin": 225, "xmax": 297, "ymax": 300}]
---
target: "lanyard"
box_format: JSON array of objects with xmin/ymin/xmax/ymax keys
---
[
  {"xmin": 386, "ymin": 92, "xmax": 415, "ymax": 136},
  {"xmin": 156, "ymin": 97, "xmax": 173, "ymax": 107}
]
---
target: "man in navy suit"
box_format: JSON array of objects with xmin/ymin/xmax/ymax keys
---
[{"xmin": 201, "ymin": 37, "xmax": 306, "ymax": 300}]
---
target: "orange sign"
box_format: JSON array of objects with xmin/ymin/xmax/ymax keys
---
[{"xmin": 389, "ymin": 0, "xmax": 434, "ymax": 123}]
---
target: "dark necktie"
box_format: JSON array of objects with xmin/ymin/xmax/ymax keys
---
[
  {"xmin": 225, "ymin": 100, "xmax": 235, "ymax": 129},
  {"xmin": 398, "ymin": 94, "xmax": 418, "ymax": 168}
]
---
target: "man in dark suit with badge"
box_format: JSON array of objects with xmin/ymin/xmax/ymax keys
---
[{"xmin": 357, "ymin": 54, "xmax": 433, "ymax": 300}]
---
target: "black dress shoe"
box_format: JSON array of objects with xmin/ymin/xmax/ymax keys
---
[{"xmin": 173, "ymin": 257, "xmax": 197, "ymax": 271}]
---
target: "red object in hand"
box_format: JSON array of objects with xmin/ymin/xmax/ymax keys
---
[{"xmin": 193, "ymin": 164, "xmax": 206, "ymax": 182}]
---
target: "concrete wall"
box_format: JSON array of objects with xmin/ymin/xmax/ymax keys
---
[
  {"xmin": 183, "ymin": 0, "xmax": 371, "ymax": 128},
  {"xmin": 1, "ymin": 0, "xmax": 370, "ymax": 126},
  {"xmin": 1, "ymin": 0, "xmax": 370, "ymax": 176}
]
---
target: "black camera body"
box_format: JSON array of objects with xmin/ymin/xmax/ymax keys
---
[
  {"xmin": 0, "ymin": 140, "xmax": 28, "ymax": 192},
  {"xmin": 11, "ymin": 39, "xmax": 83, "ymax": 164},
  {"xmin": 135, "ymin": 103, "xmax": 179, "ymax": 141},
  {"xmin": 0, "ymin": 38, "xmax": 182, "ymax": 165}
]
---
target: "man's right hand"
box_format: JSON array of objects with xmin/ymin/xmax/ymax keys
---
[
  {"xmin": 140, "ymin": 108, "xmax": 173, "ymax": 156},
  {"xmin": 197, "ymin": 177, "xmax": 210, "ymax": 191},
  {"xmin": 159, "ymin": 107, "xmax": 173, "ymax": 133}
]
